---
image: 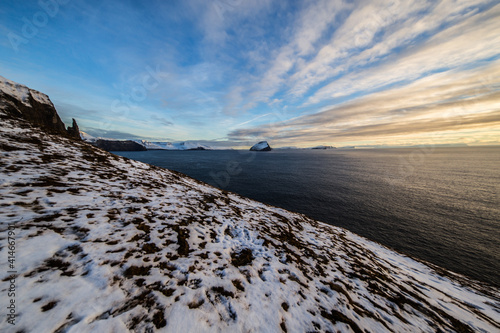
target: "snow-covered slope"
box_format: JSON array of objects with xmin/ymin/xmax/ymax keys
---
[
  {"xmin": 80, "ymin": 131, "xmax": 96, "ymax": 143},
  {"xmin": 135, "ymin": 140, "xmax": 212, "ymax": 150},
  {"xmin": 1, "ymin": 94, "xmax": 499, "ymax": 331},
  {"xmin": 0, "ymin": 75, "xmax": 52, "ymax": 107}
]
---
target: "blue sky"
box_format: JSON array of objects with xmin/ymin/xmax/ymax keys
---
[{"xmin": 1, "ymin": 0, "xmax": 499, "ymax": 148}]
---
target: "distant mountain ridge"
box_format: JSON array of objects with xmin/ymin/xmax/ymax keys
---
[
  {"xmin": 95, "ymin": 139, "xmax": 147, "ymax": 151},
  {"xmin": 135, "ymin": 140, "xmax": 213, "ymax": 151},
  {"xmin": 79, "ymin": 134, "xmax": 214, "ymax": 151},
  {"xmin": 80, "ymin": 132, "xmax": 343, "ymax": 151}
]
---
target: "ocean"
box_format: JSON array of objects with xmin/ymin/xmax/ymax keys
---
[{"xmin": 114, "ymin": 147, "xmax": 500, "ymax": 287}]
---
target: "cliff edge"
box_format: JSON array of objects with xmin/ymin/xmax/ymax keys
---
[{"xmin": 0, "ymin": 75, "xmax": 80, "ymax": 139}]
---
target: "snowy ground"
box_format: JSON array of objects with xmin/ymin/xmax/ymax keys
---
[
  {"xmin": 1, "ymin": 109, "xmax": 499, "ymax": 332},
  {"xmin": 133, "ymin": 140, "xmax": 213, "ymax": 151}
]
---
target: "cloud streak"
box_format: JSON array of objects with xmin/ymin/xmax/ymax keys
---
[{"xmin": 305, "ymin": 2, "xmax": 500, "ymax": 106}]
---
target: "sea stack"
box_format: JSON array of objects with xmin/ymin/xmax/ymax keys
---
[
  {"xmin": 67, "ymin": 118, "xmax": 81, "ymax": 140},
  {"xmin": 250, "ymin": 141, "xmax": 272, "ymax": 151}
]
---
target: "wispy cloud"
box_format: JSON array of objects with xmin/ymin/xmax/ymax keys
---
[
  {"xmin": 305, "ymin": 2, "xmax": 500, "ymax": 106},
  {"xmin": 150, "ymin": 115, "xmax": 173, "ymax": 127},
  {"xmin": 223, "ymin": 0, "xmax": 352, "ymax": 112},
  {"xmin": 82, "ymin": 128, "xmax": 147, "ymax": 140},
  {"xmin": 288, "ymin": 0, "xmax": 481, "ymax": 99}
]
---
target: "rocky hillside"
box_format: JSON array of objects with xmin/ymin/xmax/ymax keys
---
[
  {"xmin": 0, "ymin": 75, "xmax": 80, "ymax": 140},
  {"xmin": 1, "ymin": 79, "xmax": 499, "ymax": 332}
]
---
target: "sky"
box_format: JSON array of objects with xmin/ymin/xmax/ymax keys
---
[{"xmin": 1, "ymin": 0, "xmax": 499, "ymax": 148}]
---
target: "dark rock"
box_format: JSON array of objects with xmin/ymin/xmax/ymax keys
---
[
  {"xmin": 0, "ymin": 89, "xmax": 67, "ymax": 135},
  {"xmin": 66, "ymin": 118, "xmax": 81, "ymax": 140},
  {"xmin": 311, "ymin": 145, "xmax": 335, "ymax": 149},
  {"xmin": 94, "ymin": 139, "xmax": 147, "ymax": 151},
  {"xmin": 231, "ymin": 248, "xmax": 254, "ymax": 267}
]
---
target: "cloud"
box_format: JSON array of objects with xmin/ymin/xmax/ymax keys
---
[
  {"xmin": 54, "ymin": 102, "xmax": 101, "ymax": 124},
  {"xmin": 236, "ymin": 0, "xmax": 351, "ymax": 108},
  {"xmin": 228, "ymin": 60, "xmax": 500, "ymax": 146},
  {"xmin": 150, "ymin": 115, "xmax": 173, "ymax": 126},
  {"xmin": 191, "ymin": 0, "xmax": 274, "ymax": 45},
  {"xmin": 82, "ymin": 128, "xmax": 147, "ymax": 140},
  {"xmin": 214, "ymin": 0, "xmax": 498, "ymax": 119},
  {"xmin": 287, "ymin": 0, "xmax": 434, "ymax": 97},
  {"xmin": 304, "ymin": 2, "xmax": 500, "ymax": 105}
]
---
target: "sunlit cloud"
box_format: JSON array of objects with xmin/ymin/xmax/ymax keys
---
[{"xmin": 228, "ymin": 60, "xmax": 500, "ymax": 147}]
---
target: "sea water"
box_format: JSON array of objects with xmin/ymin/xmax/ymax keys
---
[{"xmin": 115, "ymin": 147, "xmax": 500, "ymax": 287}]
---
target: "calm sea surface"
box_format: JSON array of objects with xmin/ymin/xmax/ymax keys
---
[{"xmin": 114, "ymin": 147, "xmax": 500, "ymax": 287}]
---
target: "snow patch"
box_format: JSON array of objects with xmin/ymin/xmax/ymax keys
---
[{"xmin": 0, "ymin": 75, "xmax": 52, "ymax": 107}]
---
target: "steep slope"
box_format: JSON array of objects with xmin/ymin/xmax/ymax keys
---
[{"xmin": 1, "ymin": 85, "xmax": 499, "ymax": 332}]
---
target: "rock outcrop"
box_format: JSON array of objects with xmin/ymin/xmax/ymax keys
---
[
  {"xmin": 0, "ymin": 75, "xmax": 80, "ymax": 139},
  {"xmin": 94, "ymin": 139, "xmax": 147, "ymax": 151},
  {"xmin": 66, "ymin": 118, "xmax": 80, "ymax": 139},
  {"xmin": 250, "ymin": 141, "xmax": 272, "ymax": 151}
]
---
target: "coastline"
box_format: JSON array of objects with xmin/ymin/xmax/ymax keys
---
[{"xmin": 1, "ymin": 105, "xmax": 499, "ymax": 331}]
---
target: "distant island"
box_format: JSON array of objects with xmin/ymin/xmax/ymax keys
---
[
  {"xmin": 310, "ymin": 145, "xmax": 336, "ymax": 149},
  {"xmin": 250, "ymin": 141, "xmax": 272, "ymax": 151},
  {"xmin": 94, "ymin": 139, "xmax": 147, "ymax": 151}
]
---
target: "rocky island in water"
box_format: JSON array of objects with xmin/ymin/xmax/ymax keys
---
[
  {"xmin": 1, "ymin": 76, "xmax": 499, "ymax": 332},
  {"xmin": 250, "ymin": 141, "xmax": 272, "ymax": 151}
]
